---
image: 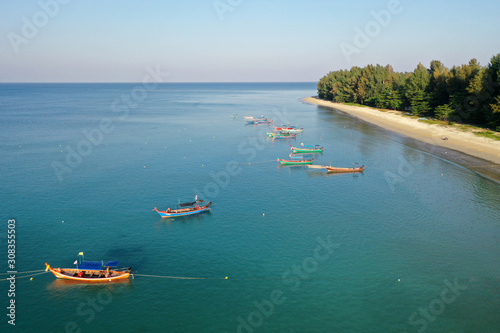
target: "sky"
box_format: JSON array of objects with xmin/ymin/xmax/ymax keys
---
[{"xmin": 1, "ymin": 0, "xmax": 499, "ymax": 82}]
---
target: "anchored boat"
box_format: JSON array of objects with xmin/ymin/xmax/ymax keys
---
[
  {"xmin": 268, "ymin": 132, "xmax": 296, "ymax": 139},
  {"xmin": 307, "ymin": 164, "xmax": 365, "ymax": 173},
  {"xmin": 326, "ymin": 165, "xmax": 364, "ymax": 173},
  {"xmin": 253, "ymin": 117, "xmax": 273, "ymax": 124},
  {"xmin": 45, "ymin": 260, "xmax": 131, "ymax": 282},
  {"xmin": 277, "ymin": 157, "xmax": 314, "ymax": 165},
  {"xmin": 154, "ymin": 199, "xmax": 212, "ymax": 218},
  {"xmin": 274, "ymin": 124, "xmax": 303, "ymax": 133},
  {"xmin": 290, "ymin": 144, "xmax": 323, "ymax": 153}
]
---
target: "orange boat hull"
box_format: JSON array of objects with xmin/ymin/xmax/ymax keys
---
[
  {"xmin": 45, "ymin": 263, "xmax": 130, "ymax": 282},
  {"xmin": 326, "ymin": 165, "xmax": 364, "ymax": 173}
]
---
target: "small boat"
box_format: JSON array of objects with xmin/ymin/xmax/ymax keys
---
[
  {"xmin": 290, "ymin": 144, "xmax": 323, "ymax": 153},
  {"xmin": 307, "ymin": 164, "xmax": 364, "ymax": 173},
  {"xmin": 231, "ymin": 113, "xmax": 238, "ymax": 118},
  {"xmin": 326, "ymin": 165, "xmax": 364, "ymax": 173},
  {"xmin": 244, "ymin": 116, "xmax": 255, "ymax": 122},
  {"xmin": 277, "ymin": 157, "xmax": 314, "ymax": 165},
  {"xmin": 281, "ymin": 128, "xmax": 303, "ymax": 133},
  {"xmin": 253, "ymin": 117, "xmax": 273, "ymax": 124},
  {"xmin": 274, "ymin": 124, "xmax": 303, "ymax": 132},
  {"xmin": 154, "ymin": 199, "xmax": 212, "ymax": 218},
  {"xmin": 45, "ymin": 261, "xmax": 131, "ymax": 282},
  {"xmin": 268, "ymin": 132, "xmax": 296, "ymax": 139}
]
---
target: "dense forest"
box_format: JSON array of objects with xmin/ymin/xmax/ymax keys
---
[{"xmin": 317, "ymin": 54, "xmax": 500, "ymax": 129}]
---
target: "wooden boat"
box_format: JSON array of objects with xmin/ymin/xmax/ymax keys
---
[
  {"xmin": 290, "ymin": 144, "xmax": 323, "ymax": 153},
  {"xmin": 274, "ymin": 124, "xmax": 303, "ymax": 132},
  {"xmin": 307, "ymin": 164, "xmax": 364, "ymax": 173},
  {"xmin": 281, "ymin": 128, "xmax": 303, "ymax": 133},
  {"xmin": 277, "ymin": 157, "xmax": 314, "ymax": 165},
  {"xmin": 326, "ymin": 165, "xmax": 364, "ymax": 173},
  {"xmin": 154, "ymin": 200, "xmax": 212, "ymax": 218},
  {"xmin": 268, "ymin": 132, "xmax": 296, "ymax": 139},
  {"xmin": 45, "ymin": 261, "xmax": 131, "ymax": 282},
  {"xmin": 253, "ymin": 117, "xmax": 273, "ymax": 124}
]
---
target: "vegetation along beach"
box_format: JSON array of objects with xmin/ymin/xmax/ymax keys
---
[{"xmin": 306, "ymin": 55, "xmax": 500, "ymax": 181}]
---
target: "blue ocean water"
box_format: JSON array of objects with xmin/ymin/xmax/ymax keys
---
[{"xmin": 0, "ymin": 82, "xmax": 499, "ymax": 333}]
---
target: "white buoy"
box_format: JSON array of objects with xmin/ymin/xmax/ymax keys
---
[{"xmin": 263, "ymin": 213, "xmax": 265, "ymax": 216}]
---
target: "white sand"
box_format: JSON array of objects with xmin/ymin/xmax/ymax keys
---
[{"xmin": 303, "ymin": 96, "xmax": 500, "ymax": 165}]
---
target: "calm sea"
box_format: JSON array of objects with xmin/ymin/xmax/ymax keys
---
[{"xmin": 1, "ymin": 83, "xmax": 499, "ymax": 333}]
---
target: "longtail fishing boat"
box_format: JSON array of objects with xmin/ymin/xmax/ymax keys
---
[
  {"xmin": 326, "ymin": 165, "xmax": 364, "ymax": 173},
  {"xmin": 281, "ymin": 128, "xmax": 303, "ymax": 133},
  {"xmin": 154, "ymin": 199, "xmax": 212, "ymax": 218},
  {"xmin": 290, "ymin": 144, "xmax": 323, "ymax": 153},
  {"xmin": 277, "ymin": 157, "xmax": 314, "ymax": 165},
  {"xmin": 307, "ymin": 164, "xmax": 365, "ymax": 173},
  {"xmin": 45, "ymin": 260, "xmax": 131, "ymax": 282},
  {"xmin": 253, "ymin": 117, "xmax": 273, "ymax": 124},
  {"xmin": 268, "ymin": 132, "xmax": 296, "ymax": 139},
  {"xmin": 274, "ymin": 124, "xmax": 303, "ymax": 132}
]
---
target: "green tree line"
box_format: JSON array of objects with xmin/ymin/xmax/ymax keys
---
[{"xmin": 317, "ymin": 54, "xmax": 500, "ymax": 129}]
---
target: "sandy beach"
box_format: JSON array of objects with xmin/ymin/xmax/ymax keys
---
[{"xmin": 303, "ymin": 96, "xmax": 500, "ymax": 181}]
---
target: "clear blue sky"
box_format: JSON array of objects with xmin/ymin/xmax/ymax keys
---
[{"xmin": 1, "ymin": 0, "xmax": 499, "ymax": 82}]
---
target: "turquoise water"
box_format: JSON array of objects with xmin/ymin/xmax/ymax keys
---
[{"xmin": 1, "ymin": 83, "xmax": 500, "ymax": 332}]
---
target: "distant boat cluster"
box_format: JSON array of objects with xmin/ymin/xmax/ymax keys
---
[{"xmin": 245, "ymin": 115, "xmax": 365, "ymax": 172}]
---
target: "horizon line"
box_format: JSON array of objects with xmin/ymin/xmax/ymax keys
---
[{"xmin": 0, "ymin": 81, "xmax": 318, "ymax": 84}]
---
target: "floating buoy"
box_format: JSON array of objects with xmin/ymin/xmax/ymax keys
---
[
  {"xmin": 62, "ymin": 221, "xmax": 64, "ymax": 223},
  {"xmin": 398, "ymin": 279, "xmax": 400, "ymax": 282},
  {"xmin": 225, "ymin": 277, "xmax": 228, "ymax": 279},
  {"xmin": 263, "ymin": 213, "xmax": 265, "ymax": 216},
  {"xmin": 144, "ymin": 166, "xmax": 146, "ymax": 168},
  {"xmin": 30, "ymin": 278, "xmax": 33, "ymax": 281}
]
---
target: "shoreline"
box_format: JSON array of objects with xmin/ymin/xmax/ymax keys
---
[{"xmin": 302, "ymin": 96, "xmax": 500, "ymax": 183}]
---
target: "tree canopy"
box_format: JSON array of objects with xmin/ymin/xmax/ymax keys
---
[{"xmin": 317, "ymin": 55, "xmax": 500, "ymax": 129}]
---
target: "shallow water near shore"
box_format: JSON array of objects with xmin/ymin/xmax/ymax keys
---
[{"xmin": 1, "ymin": 83, "xmax": 500, "ymax": 332}]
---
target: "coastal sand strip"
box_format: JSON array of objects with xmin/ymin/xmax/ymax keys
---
[{"xmin": 302, "ymin": 96, "xmax": 500, "ymax": 182}]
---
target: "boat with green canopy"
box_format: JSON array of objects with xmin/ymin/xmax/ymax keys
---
[{"xmin": 290, "ymin": 144, "xmax": 323, "ymax": 153}]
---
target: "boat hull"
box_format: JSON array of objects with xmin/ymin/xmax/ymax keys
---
[
  {"xmin": 278, "ymin": 158, "xmax": 314, "ymax": 165},
  {"xmin": 290, "ymin": 145, "xmax": 323, "ymax": 153},
  {"xmin": 326, "ymin": 166, "xmax": 364, "ymax": 173},
  {"xmin": 154, "ymin": 202, "xmax": 212, "ymax": 218},
  {"xmin": 45, "ymin": 265, "xmax": 130, "ymax": 282},
  {"xmin": 291, "ymin": 147, "xmax": 323, "ymax": 153}
]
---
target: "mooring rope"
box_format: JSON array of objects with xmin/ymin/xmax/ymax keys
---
[
  {"xmin": 133, "ymin": 273, "xmax": 228, "ymax": 280},
  {"xmin": 0, "ymin": 269, "xmax": 46, "ymax": 275},
  {"xmin": 238, "ymin": 159, "xmax": 276, "ymax": 165},
  {"xmin": 0, "ymin": 271, "xmax": 48, "ymax": 281}
]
